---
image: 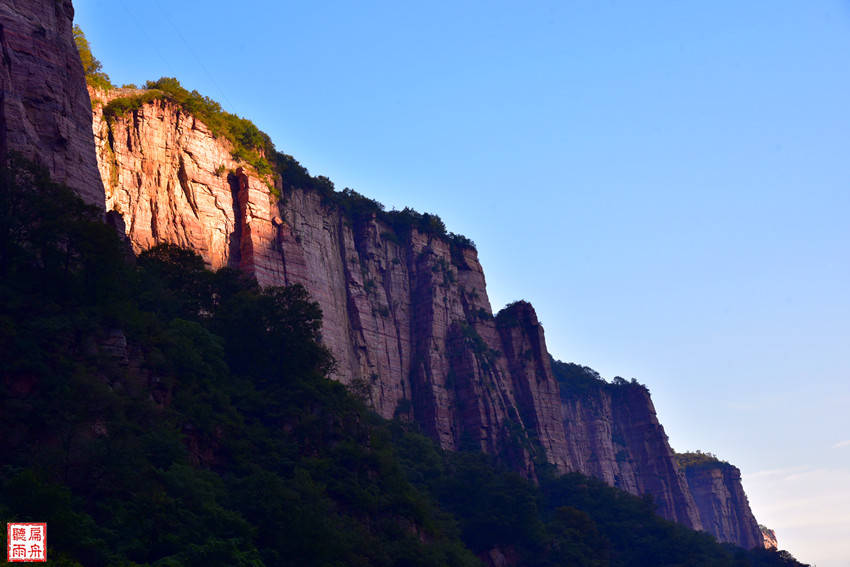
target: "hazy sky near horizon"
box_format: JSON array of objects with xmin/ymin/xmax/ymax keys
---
[{"xmin": 75, "ymin": 1, "xmax": 850, "ymax": 564}]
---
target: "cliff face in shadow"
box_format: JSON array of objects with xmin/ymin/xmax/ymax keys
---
[
  {"xmin": 552, "ymin": 361, "xmax": 703, "ymax": 530},
  {"xmin": 0, "ymin": 0, "xmax": 103, "ymax": 208}
]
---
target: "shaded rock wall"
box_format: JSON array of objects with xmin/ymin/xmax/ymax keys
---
[
  {"xmin": 277, "ymin": 188, "xmax": 536, "ymax": 469},
  {"xmin": 496, "ymin": 301, "xmax": 575, "ymax": 472},
  {"xmin": 0, "ymin": 0, "xmax": 103, "ymax": 208},
  {"xmin": 683, "ymin": 462, "xmax": 763, "ymax": 549},
  {"xmin": 555, "ymin": 372, "xmax": 703, "ymax": 530}
]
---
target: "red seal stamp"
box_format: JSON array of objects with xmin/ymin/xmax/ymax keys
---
[{"xmin": 7, "ymin": 523, "xmax": 46, "ymax": 562}]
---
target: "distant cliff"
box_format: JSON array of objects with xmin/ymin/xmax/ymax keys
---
[
  {"xmin": 677, "ymin": 452, "xmax": 764, "ymax": 549},
  {"xmin": 552, "ymin": 361, "xmax": 703, "ymax": 529},
  {"xmin": 0, "ymin": 0, "xmax": 103, "ymax": 208}
]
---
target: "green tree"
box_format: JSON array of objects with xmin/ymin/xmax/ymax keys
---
[{"xmin": 72, "ymin": 25, "xmax": 112, "ymax": 90}]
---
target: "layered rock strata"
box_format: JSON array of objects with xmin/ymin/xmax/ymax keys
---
[
  {"xmin": 0, "ymin": 0, "xmax": 103, "ymax": 208},
  {"xmin": 552, "ymin": 363, "xmax": 703, "ymax": 530}
]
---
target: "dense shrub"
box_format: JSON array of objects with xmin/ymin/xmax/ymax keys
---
[
  {"xmin": 276, "ymin": 153, "xmax": 476, "ymax": 249},
  {"xmin": 676, "ymin": 450, "xmax": 731, "ymax": 470}
]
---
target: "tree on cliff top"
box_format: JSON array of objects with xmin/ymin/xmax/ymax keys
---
[{"xmin": 73, "ymin": 25, "xmax": 113, "ymax": 90}]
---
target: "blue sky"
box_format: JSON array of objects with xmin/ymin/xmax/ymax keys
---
[{"xmin": 75, "ymin": 1, "xmax": 850, "ymax": 563}]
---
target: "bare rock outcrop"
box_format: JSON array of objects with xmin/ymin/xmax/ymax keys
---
[
  {"xmin": 277, "ymin": 189, "xmax": 538, "ymax": 470},
  {"xmin": 0, "ymin": 0, "xmax": 103, "ymax": 208},
  {"xmin": 496, "ymin": 301, "xmax": 575, "ymax": 472},
  {"xmin": 760, "ymin": 524, "xmax": 778, "ymax": 550},
  {"xmin": 89, "ymin": 92, "xmax": 539, "ymax": 469}
]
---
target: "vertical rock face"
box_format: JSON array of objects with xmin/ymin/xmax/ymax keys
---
[
  {"xmin": 277, "ymin": 189, "xmax": 538, "ymax": 472},
  {"xmin": 679, "ymin": 456, "xmax": 763, "ymax": 549},
  {"xmin": 495, "ymin": 301, "xmax": 575, "ymax": 472},
  {"xmin": 0, "ymin": 0, "xmax": 103, "ymax": 208},
  {"xmin": 87, "ymin": 88, "xmax": 764, "ymax": 545},
  {"xmin": 553, "ymin": 362, "xmax": 703, "ymax": 530},
  {"xmin": 90, "ymin": 95, "xmax": 536, "ymax": 469}
]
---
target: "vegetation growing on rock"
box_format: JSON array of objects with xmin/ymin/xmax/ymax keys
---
[
  {"xmin": 101, "ymin": 77, "xmax": 275, "ymax": 181},
  {"xmin": 676, "ymin": 451, "xmax": 732, "ymax": 470},
  {"xmin": 550, "ymin": 357, "xmax": 649, "ymax": 398},
  {"xmin": 276, "ymin": 152, "xmax": 476, "ymax": 249},
  {"xmin": 92, "ymin": 66, "xmax": 477, "ymax": 250},
  {"xmin": 77, "ymin": 24, "xmax": 478, "ymax": 250},
  {"xmin": 73, "ymin": 26, "xmax": 113, "ymax": 91}
]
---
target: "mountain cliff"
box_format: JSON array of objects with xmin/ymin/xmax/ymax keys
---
[
  {"xmin": 0, "ymin": 1, "xmax": 803, "ymax": 561},
  {"xmin": 552, "ymin": 361, "xmax": 704, "ymax": 530},
  {"xmin": 86, "ymin": 81, "xmax": 770, "ymax": 543},
  {"xmin": 0, "ymin": 0, "xmax": 103, "ymax": 208}
]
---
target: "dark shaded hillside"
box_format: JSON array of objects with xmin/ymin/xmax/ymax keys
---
[{"xmin": 0, "ymin": 157, "xmax": 807, "ymax": 566}]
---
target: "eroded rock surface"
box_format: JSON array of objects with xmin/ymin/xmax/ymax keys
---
[
  {"xmin": 681, "ymin": 458, "xmax": 763, "ymax": 548},
  {"xmin": 554, "ymin": 363, "xmax": 703, "ymax": 530}
]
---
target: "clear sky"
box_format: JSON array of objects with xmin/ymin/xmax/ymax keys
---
[{"xmin": 74, "ymin": 1, "xmax": 850, "ymax": 564}]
